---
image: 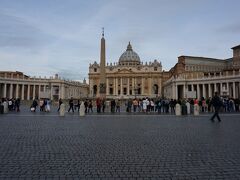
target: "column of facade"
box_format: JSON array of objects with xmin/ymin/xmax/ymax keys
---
[
  {"xmin": 191, "ymin": 84, "xmax": 194, "ymax": 92},
  {"xmin": 132, "ymin": 77, "xmax": 135, "ymax": 95},
  {"xmin": 113, "ymin": 78, "xmax": 116, "ymax": 95},
  {"xmin": 10, "ymin": 84, "xmax": 13, "ymax": 99},
  {"xmin": 141, "ymin": 78, "xmax": 144, "ymax": 95},
  {"xmin": 116, "ymin": 78, "xmax": 118, "ymax": 95},
  {"xmin": 27, "ymin": 85, "xmax": 30, "ymax": 100},
  {"xmin": 127, "ymin": 78, "xmax": 130, "ymax": 95},
  {"xmin": 21, "ymin": 84, "xmax": 25, "ymax": 100},
  {"xmin": 16, "ymin": 84, "xmax": 19, "ymax": 98},
  {"xmin": 148, "ymin": 78, "xmax": 152, "ymax": 96},
  {"xmin": 197, "ymin": 84, "xmax": 200, "ymax": 99},
  {"xmin": 3, "ymin": 83, "xmax": 7, "ymax": 98},
  {"xmin": 233, "ymin": 82, "xmax": 236, "ymax": 98},
  {"xmin": 120, "ymin": 77, "xmax": 123, "ymax": 95},
  {"xmin": 106, "ymin": 78, "xmax": 109, "ymax": 95}
]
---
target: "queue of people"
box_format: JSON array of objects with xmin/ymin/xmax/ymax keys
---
[
  {"xmin": 0, "ymin": 98, "xmax": 21, "ymax": 112},
  {"xmin": 1, "ymin": 94, "xmax": 239, "ymax": 116}
]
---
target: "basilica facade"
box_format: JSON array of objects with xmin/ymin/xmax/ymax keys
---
[{"xmin": 88, "ymin": 34, "xmax": 169, "ymax": 99}]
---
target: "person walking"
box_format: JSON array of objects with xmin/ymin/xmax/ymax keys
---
[
  {"xmin": 68, "ymin": 97, "xmax": 74, "ymax": 113},
  {"xmin": 57, "ymin": 98, "xmax": 63, "ymax": 112},
  {"xmin": 210, "ymin": 92, "xmax": 223, "ymax": 122}
]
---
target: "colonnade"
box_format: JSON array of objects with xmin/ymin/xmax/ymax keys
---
[{"xmin": 175, "ymin": 81, "xmax": 240, "ymax": 100}]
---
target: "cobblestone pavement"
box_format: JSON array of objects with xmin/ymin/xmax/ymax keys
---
[{"xmin": 0, "ymin": 111, "xmax": 240, "ymax": 179}]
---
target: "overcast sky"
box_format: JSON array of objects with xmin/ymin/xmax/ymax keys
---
[{"xmin": 0, "ymin": 0, "xmax": 240, "ymax": 81}]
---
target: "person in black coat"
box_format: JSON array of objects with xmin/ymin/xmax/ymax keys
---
[
  {"xmin": 68, "ymin": 97, "xmax": 74, "ymax": 113},
  {"xmin": 210, "ymin": 92, "xmax": 223, "ymax": 122}
]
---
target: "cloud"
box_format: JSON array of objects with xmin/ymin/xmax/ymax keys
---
[
  {"xmin": 0, "ymin": 12, "xmax": 56, "ymax": 49},
  {"xmin": 217, "ymin": 23, "xmax": 240, "ymax": 34}
]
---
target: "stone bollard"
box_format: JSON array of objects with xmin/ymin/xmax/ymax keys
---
[
  {"xmin": 3, "ymin": 102, "xmax": 8, "ymax": 114},
  {"xmin": 186, "ymin": 102, "xmax": 191, "ymax": 115},
  {"xmin": 79, "ymin": 102, "xmax": 85, "ymax": 117},
  {"xmin": 175, "ymin": 103, "xmax": 181, "ymax": 116},
  {"xmin": 194, "ymin": 104, "xmax": 199, "ymax": 116},
  {"xmin": 59, "ymin": 103, "xmax": 65, "ymax": 117}
]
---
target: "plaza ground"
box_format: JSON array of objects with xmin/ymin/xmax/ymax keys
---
[{"xmin": 0, "ymin": 109, "xmax": 240, "ymax": 179}]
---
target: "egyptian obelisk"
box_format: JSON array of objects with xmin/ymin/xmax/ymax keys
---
[{"xmin": 99, "ymin": 28, "xmax": 106, "ymax": 97}]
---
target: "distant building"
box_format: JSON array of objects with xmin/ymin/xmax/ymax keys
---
[
  {"xmin": 0, "ymin": 71, "xmax": 88, "ymax": 100},
  {"xmin": 89, "ymin": 32, "xmax": 169, "ymax": 99},
  {"xmin": 163, "ymin": 45, "xmax": 240, "ymax": 99}
]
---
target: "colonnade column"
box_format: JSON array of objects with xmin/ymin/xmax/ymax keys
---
[
  {"xmin": 3, "ymin": 83, "xmax": 7, "ymax": 97},
  {"xmin": 50, "ymin": 85, "xmax": 53, "ymax": 100},
  {"xmin": 226, "ymin": 82, "xmax": 229, "ymax": 96},
  {"xmin": 197, "ymin": 84, "xmax": 200, "ymax": 99},
  {"xmin": 38, "ymin": 85, "xmax": 41, "ymax": 99},
  {"xmin": 208, "ymin": 84, "xmax": 211, "ymax": 98},
  {"xmin": 10, "ymin": 84, "xmax": 13, "ymax": 99},
  {"xmin": 203, "ymin": 84, "xmax": 206, "ymax": 99},
  {"xmin": 175, "ymin": 84, "xmax": 178, "ymax": 100},
  {"xmin": 61, "ymin": 84, "xmax": 65, "ymax": 99},
  {"xmin": 21, "ymin": 84, "xmax": 25, "ymax": 100},
  {"xmin": 27, "ymin": 85, "xmax": 30, "ymax": 100},
  {"xmin": 233, "ymin": 82, "xmax": 236, "ymax": 98},
  {"xmin": 172, "ymin": 84, "xmax": 175, "ymax": 100},
  {"xmin": 214, "ymin": 83, "xmax": 217, "ymax": 94},
  {"xmin": 220, "ymin": 83, "xmax": 223, "ymax": 96},
  {"xmin": 33, "ymin": 85, "xmax": 36, "ymax": 99},
  {"xmin": 16, "ymin": 84, "xmax": 19, "ymax": 98},
  {"xmin": 183, "ymin": 84, "xmax": 186, "ymax": 99}
]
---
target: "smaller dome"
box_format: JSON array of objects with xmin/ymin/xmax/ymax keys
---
[{"xmin": 119, "ymin": 42, "xmax": 141, "ymax": 65}]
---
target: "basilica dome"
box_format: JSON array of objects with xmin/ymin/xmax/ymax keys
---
[{"xmin": 119, "ymin": 42, "xmax": 141, "ymax": 65}]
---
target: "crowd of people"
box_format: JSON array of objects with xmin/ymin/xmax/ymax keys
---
[
  {"xmin": 0, "ymin": 95, "xmax": 239, "ymax": 115},
  {"xmin": 67, "ymin": 96, "xmax": 240, "ymax": 114},
  {"xmin": 0, "ymin": 98, "xmax": 21, "ymax": 112}
]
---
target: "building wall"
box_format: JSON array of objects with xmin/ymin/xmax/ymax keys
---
[
  {"xmin": 0, "ymin": 72, "xmax": 89, "ymax": 100},
  {"xmin": 163, "ymin": 46, "xmax": 240, "ymax": 100}
]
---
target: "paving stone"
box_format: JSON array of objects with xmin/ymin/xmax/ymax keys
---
[{"xmin": 0, "ymin": 110, "xmax": 240, "ymax": 179}]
